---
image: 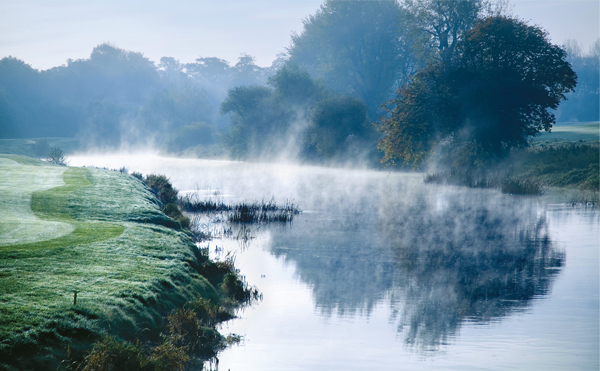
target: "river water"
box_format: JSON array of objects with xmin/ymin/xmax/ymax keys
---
[{"xmin": 71, "ymin": 154, "xmax": 599, "ymax": 371}]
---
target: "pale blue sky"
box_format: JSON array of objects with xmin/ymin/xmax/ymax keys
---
[{"xmin": 0, "ymin": 0, "xmax": 598, "ymax": 70}]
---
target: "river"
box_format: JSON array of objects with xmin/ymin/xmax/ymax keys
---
[{"xmin": 70, "ymin": 154, "xmax": 599, "ymax": 371}]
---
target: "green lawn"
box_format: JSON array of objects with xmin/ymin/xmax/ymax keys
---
[
  {"xmin": 535, "ymin": 121, "xmax": 599, "ymax": 142},
  {"xmin": 0, "ymin": 155, "xmax": 218, "ymax": 370},
  {"xmin": 0, "ymin": 157, "xmax": 74, "ymax": 246}
]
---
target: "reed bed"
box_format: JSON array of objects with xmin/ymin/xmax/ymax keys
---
[{"xmin": 179, "ymin": 194, "xmax": 301, "ymax": 224}]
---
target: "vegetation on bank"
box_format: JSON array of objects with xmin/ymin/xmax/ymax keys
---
[
  {"xmin": 0, "ymin": 155, "xmax": 254, "ymax": 370},
  {"xmin": 510, "ymin": 143, "xmax": 599, "ymax": 190},
  {"xmin": 178, "ymin": 194, "xmax": 301, "ymax": 224},
  {"xmin": 131, "ymin": 173, "xmax": 192, "ymax": 230},
  {"xmin": 423, "ymin": 141, "xmax": 599, "ymax": 196}
]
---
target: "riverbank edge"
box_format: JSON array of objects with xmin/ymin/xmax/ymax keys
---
[
  {"xmin": 0, "ymin": 155, "xmax": 242, "ymax": 370},
  {"xmin": 421, "ymin": 142, "xmax": 599, "ymax": 198}
]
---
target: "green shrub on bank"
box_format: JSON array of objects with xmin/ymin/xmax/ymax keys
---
[
  {"xmin": 144, "ymin": 174, "xmax": 178, "ymax": 205},
  {"xmin": 80, "ymin": 335, "xmax": 189, "ymax": 371},
  {"xmin": 80, "ymin": 297, "xmax": 241, "ymax": 370},
  {"xmin": 134, "ymin": 173, "xmax": 191, "ymax": 230}
]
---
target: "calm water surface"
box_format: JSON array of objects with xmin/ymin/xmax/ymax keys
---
[{"xmin": 71, "ymin": 154, "xmax": 599, "ymax": 371}]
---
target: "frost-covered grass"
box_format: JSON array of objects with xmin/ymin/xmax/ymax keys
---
[
  {"xmin": 0, "ymin": 156, "xmax": 74, "ymax": 246},
  {"xmin": 0, "ymin": 155, "xmax": 220, "ymax": 370}
]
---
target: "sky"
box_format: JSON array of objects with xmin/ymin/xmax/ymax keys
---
[{"xmin": 0, "ymin": 0, "xmax": 598, "ymax": 71}]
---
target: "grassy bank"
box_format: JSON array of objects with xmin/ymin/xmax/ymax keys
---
[
  {"xmin": 509, "ymin": 122, "xmax": 598, "ymax": 192},
  {"xmin": 0, "ymin": 155, "xmax": 244, "ymax": 370},
  {"xmin": 508, "ymin": 143, "xmax": 599, "ymax": 190},
  {"xmin": 424, "ymin": 122, "xmax": 599, "ymax": 195}
]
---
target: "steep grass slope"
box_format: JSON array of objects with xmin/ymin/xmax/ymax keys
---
[{"xmin": 0, "ymin": 155, "xmax": 219, "ymax": 370}]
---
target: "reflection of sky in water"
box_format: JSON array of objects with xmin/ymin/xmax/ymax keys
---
[{"xmin": 69, "ymin": 155, "xmax": 599, "ymax": 370}]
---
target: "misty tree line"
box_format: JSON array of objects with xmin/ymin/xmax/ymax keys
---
[
  {"xmin": 558, "ymin": 40, "xmax": 600, "ymax": 123},
  {"xmin": 0, "ymin": 0, "xmax": 597, "ymax": 165},
  {"xmin": 0, "ymin": 45, "xmax": 276, "ymax": 148}
]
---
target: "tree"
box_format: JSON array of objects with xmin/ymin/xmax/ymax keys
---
[
  {"xmin": 378, "ymin": 16, "xmax": 577, "ymax": 166},
  {"xmin": 0, "ymin": 57, "xmax": 49, "ymax": 138},
  {"xmin": 230, "ymin": 54, "xmax": 271, "ymax": 88},
  {"xmin": 304, "ymin": 96, "xmax": 374, "ymax": 159},
  {"xmin": 47, "ymin": 146, "xmax": 68, "ymax": 166},
  {"xmin": 405, "ymin": 0, "xmax": 481, "ymax": 63},
  {"xmin": 220, "ymin": 65, "xmax": 375, "ymax": 161},
  {"xmin": 267, "ymin": 64, "xmax": 325, "ymax": 108},
  {"xmin": 220, "ymin": 85, "xmax": 287, "ymax": 158},
  {"xmin": 556, "ymin": 39, "xmax": 599, "ymax": 122},
  {"xmin": 287, "ymin": 0, "xmax": 415, "ymax": 120},
  {"xmin": 405, "ymin": 0, "xmax": 510, "ymax": 63}
]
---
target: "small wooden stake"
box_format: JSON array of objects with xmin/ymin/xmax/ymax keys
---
[{"xmin": 73, "ymin": 291, "xmax": 77, "ymax": 306}]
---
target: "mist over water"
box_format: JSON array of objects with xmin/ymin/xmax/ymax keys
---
[{"xmin": 70, "ymin": 154, "xmax": 599, "ymax": 370}]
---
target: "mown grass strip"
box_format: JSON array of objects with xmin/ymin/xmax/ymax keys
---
[{"xmin": 3, "ymin": 167, "xmax": 124, "ymax": 252}]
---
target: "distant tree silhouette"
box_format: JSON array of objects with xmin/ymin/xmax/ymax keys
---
[{"xmin": 47, "ymin": 146, "xmax": 68, "ymax": 166}]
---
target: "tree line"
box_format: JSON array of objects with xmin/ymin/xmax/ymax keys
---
[
  {"xmin": 0, "ymin": 0, "xmax": 596, "ymax": 167},
  {"xmin": 0, "ymin": 45, "xmax": 276, "ymax": 150}
]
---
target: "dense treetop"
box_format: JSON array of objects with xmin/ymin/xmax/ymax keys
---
[
  {"xmin": 287, "ymin": 0, "xmax": 415, "ymax": 120},
  {"xmin": 378, "ymin": 16, "xmax": 577, "ymax": 167}
]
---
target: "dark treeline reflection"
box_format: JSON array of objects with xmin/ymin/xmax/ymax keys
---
[{"xmin": 266, "ymin": 187, "xmax": 564, "ymax": 350}]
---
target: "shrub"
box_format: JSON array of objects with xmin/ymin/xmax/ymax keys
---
[
  {"xmin": 165, "ymin": 308, "xmax": 225, "ymax": 360},
  {"xmin": 144, "ymin": 174, "xmax": 178, "ymax": 205},
  {"xmin": 221, "ymin": 273, "xmax": 251, "ymax": 302},
  {"xmin": 186, "ymin": 298, "xmax": 220, "ymax": 326},
  {"xmin": 79, "ymin": 335, "xmax": 190, "ymax": 371},
  {"xmin": 177, "ymin": 215, "xmax": 191, "ymax": 230},
  {"xmin": 148, "ymin": 340, "xmax": 189, "ymax": 371},
  {"xmin": 80, "ymin": 336, "xmax": 151, "ymax": 371},
  {"xmin": 161, "ymin": 203, "xmax": 190, "ymax": 230},
  {"xmin": 131, "ymin": 172, "xmax": 144, "ymax": 181},
  {"xmin": 47, "ymin": 146, "xmax": 68, "ymax": 166},
  {"xmin": 162, "ymin": 203, "xmax": 181, "ymax": 219}
]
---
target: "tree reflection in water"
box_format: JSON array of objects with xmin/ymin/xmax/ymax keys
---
[{"xmin": 268, "ymin": 188, "xmax": 564, "ymax": 351}]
